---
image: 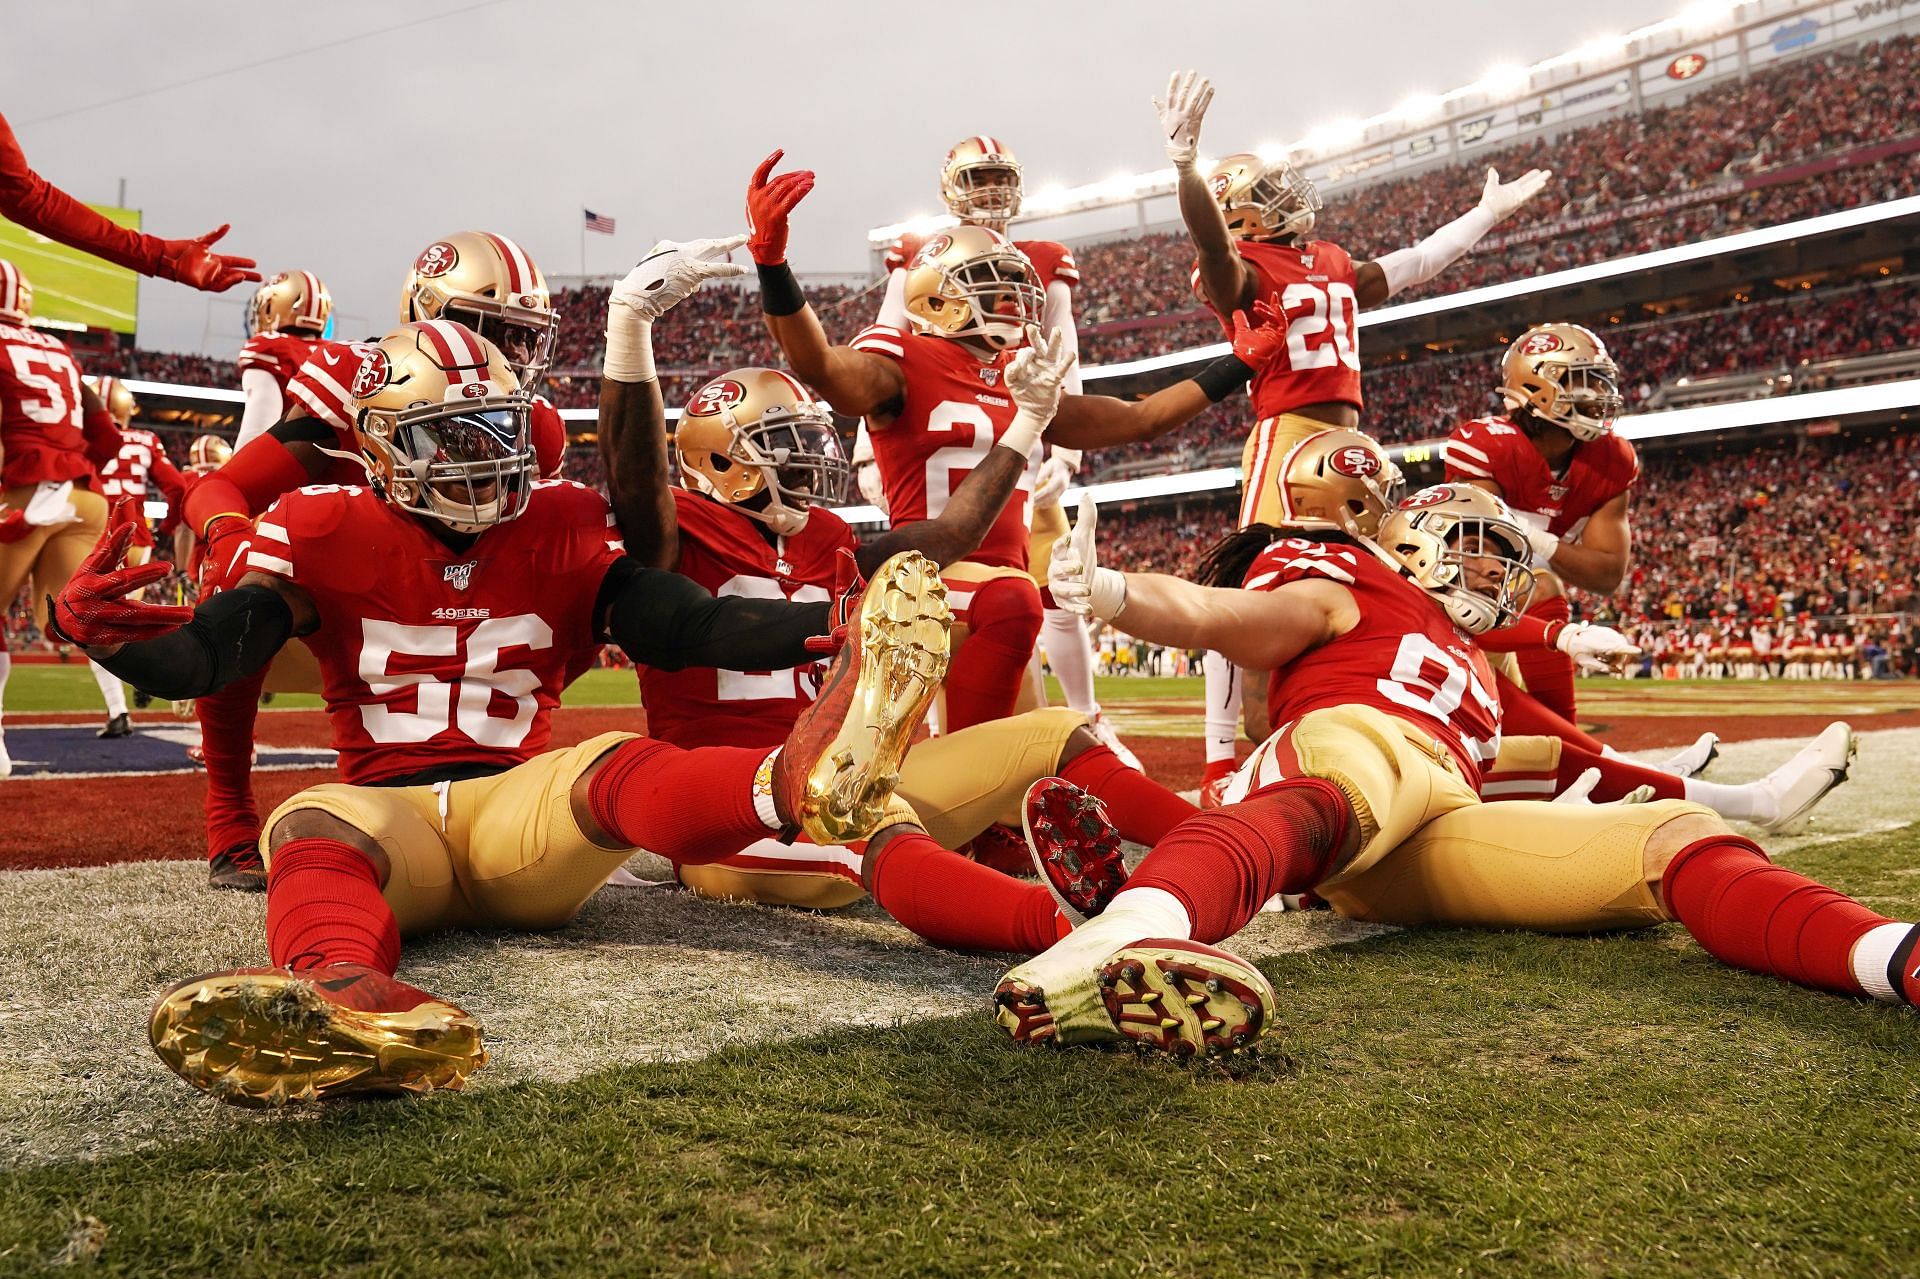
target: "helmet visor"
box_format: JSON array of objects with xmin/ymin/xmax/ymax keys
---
[
  {"xmin": 1558, "ymin": 363, "xmax": 1624, "ymax": 437},
  {"xmin": 1445, "ymin": 518, "xmax": 1536, "ymax": 627},
  {"xmin": 747, "ymin": 417, "xmax": 850, "ymax": 509},
  {"xmin": 392, "ymin": 400, "xmax": 536, "ymax": 527}
]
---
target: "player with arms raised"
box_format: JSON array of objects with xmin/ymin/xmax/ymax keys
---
[
  {"xmin": 1156, "ymin": 69, "xmax": 1550, "ymax": 800},
  {"xmin": 53, "ymin": 318, "xmax": 954, "ymax": 1106}
]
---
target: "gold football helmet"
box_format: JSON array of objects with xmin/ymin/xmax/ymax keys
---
[
  {"xmin": 1375, "ymin": 484, "xmax": 1535, "ymax": 634},
  {"xmin": 88, "ymin": 375, "xmax": 139, "ymax": 428},
  {"xmin": 248, "ymin": 270, "xmax": 331, "ymax": 337},
  {"xmin": 0, "ymin": 259, "xmax": 32, "ymax": 323},
  {"xmin": 348, "ymin": 320, "xmax": 535, "ymax": 532},
  {"xmin": 678, "ymin": 368, "xmax": 848, "ymax": 536},
  {"xmin": 1499, "ymin": 323, "xmax": 1623, "ymax": 441},
  {"xmin": 188, "ymin": 434, "xmax": 234, "ymax": 473},
  {"xmin": 399, "ymin": 232, "xmax": 557, "ymax": 384},
  {"xmin": 940, "ymin": 135, "xmax": 1024, "ymax": 226},
  {"xmin": 1277, "ymin": 428, "xmax": 1403, "ymax": 539},
  {"xmin": 1206, "ymin": 153, "xmax": 1321, "ymax": 241},
  {"xmin": 903, "ymin": 226, "xmax": 1043, "ymax": 352}
]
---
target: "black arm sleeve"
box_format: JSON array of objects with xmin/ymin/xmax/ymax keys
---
[
  {"xmin": 596, "ymin": 557, "xmax": 831, "ymax": 672},
  {"xmin": 95, "ymin": 585, "xmax": 294, "ymax": 701},
  {"xmin": 269, "ymin": 417, "xmax": 337, "ymax": 446}
]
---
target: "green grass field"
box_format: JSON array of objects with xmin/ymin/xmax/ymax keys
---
[{"xmin": 0, "ymin": 206, "xmax": 141, "ymax": 334}]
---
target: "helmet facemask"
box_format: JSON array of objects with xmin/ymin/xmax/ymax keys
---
[
  {"xmin": 1522, "ymin": 359, "xmax": 1624, "ymax": 441},
  {"xmin": 1378, "ymin": 490, "xmax": 1536, "ymax": 634},
  {"xmin": 361, "ymin": 394, "xmax": 537, "ymax": 534},
  {"xmin": 688, "ymin": 402, "xmax": 849, "ymax": 537},
  {"xmin": 1218, "ymin": 160, "xmax": 1322, "ymax": 242},
  {"xmin": 946, "ymin": 162, "xmax": 1023, "ymax": 226},
  {"xmin": 923, "ymin": 251, "xmax": 1044, "ymax": 351}
]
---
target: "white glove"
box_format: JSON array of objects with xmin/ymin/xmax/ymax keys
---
[
  {"xmin": 1000, "ymin": 326, "xmax": 1076, "ymax": 457},
  {"xmin": 605, "ymin": 234, "xmax": 749, "ymax": 381},
  {"xmin": 856, "ymin": 461, "xmax": 888, "ymax": 515},
  {"xmin": 1526, "ymin": 524, "xmax": 1561, "ymax": 568},
  {"xmin": 1031, "ymin": 456, "xmax": 1073, "ymax": 508},
  {"xmin": 1478, "ymin": 167, "xmax": 1552, "ymax": 224},
  {"xmin": 1049, "ymin": 494, "xmax": 1128, "ymax": 621},
  {"xmin": 1154, "ymin": 70, "xmax": 1214, "ymax": 168},
  {"xmin": 1555, "ymin": 621, "xmax": 1642, "ymax": 674},
  {"xmin": 1551, "ymin": 768, "xmax": 1654, "ymax": 806}
]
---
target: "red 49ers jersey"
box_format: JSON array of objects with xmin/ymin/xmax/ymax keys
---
[
  {"xmin": 850, "ymin": 324, "xmax": 1038, "ymax": 570},
  {"xmin": 1443, "ymin": 415, "xmax": 1638, "ymax": 538},
  {"xmin": 884, "ymin": 233, "xmax": 1080, "ymax": 291},
  {"xmin": 1197, "ymin": 239, "xmax": 1362, "ymax": 418},
  {"xmin": 243, "ymin": 479, "xmax": 624, "ymax": 785},
  {"xmin": 0, "ymin": 320, "xmax": 94, "ymax": 488},
  {"xmin": 96, "ymin": 427, "xmax": 185, "ymax": 504},
  {"xmin": 1245, "ymin": 536, "xmax": 1502, "ymax": 784},
  {"xmin": 285, "ymin": 339, "xmax": 568, "ymax": 480},
  {"xmin": 237, "ymin": 331, "xmax": 322, "ymax": 398},
  {"xmin": 640, "ymin": 489, "xmax": 854, "ymax": 750}
]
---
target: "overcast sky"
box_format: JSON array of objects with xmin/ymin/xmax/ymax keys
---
[{"xmin": 11, "ymin": 0, "xmax": 1683, "ymax": 355}]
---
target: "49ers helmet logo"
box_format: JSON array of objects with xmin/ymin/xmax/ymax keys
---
[
  {"xmin": 1402, "ymin": 485, "xmax": 1456, "ymax": 509},
  {"xmin": 413, "ymin": 242, "xmax": 459, "ymax": 278},
  {"xmin": 1519, "ymin": 331, "xmax": 1565, "ymax": 356},
  {"xmin": 687, "ymin": 378, "xmax": 746, "ymax": 417},
  {"xmin": 912, "ymin": 235, "xmax": 952, "ymax": 267},
  {"xmin": 1208, "ymin": 172, "xmax": 1232, "ymax": 199},
  {"xmin": 350, "ymin": 348, "xmax": 391, "ymax": 401},
  {"xmin": 1330, "ymin": 446, "xmax": 1381, "ymax": 478}
]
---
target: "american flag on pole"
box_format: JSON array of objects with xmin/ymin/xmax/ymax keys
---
[{"xmin": 583, "ymin": 208, "xmax": 617, "ymax": 235}]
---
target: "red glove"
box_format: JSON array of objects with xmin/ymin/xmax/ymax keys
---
[
  {"xmin": 198, "ymin": 513, "xmax": 254, "ymax": 596},
  {"xmin": 0, "ymin": 507, "xmax": 30, "ymax": 545},
  {"xmin": 47, "ymin": 502, "xmax": 194, "ymax": 647},
  {"xmin": 804, "ymin": 548, "xmax": 865, "ymax": 655},
  {"xmin": 745, "ymin": 150, "xmax": 816, "ymax": 266},
  {"xmin": 153, "ymin": 224, "xmax": 261, "ymax": 293},
  {"xmin": 1230, "ymin": 297, "xmax": 1289, "ymax": 371}
]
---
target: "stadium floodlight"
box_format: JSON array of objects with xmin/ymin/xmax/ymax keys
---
[
  {"xmin": 120, "ymin": 379, "xmax": 245, "ymax": 403},
  {"xmin": 1396, "ymin": 94, "xmax": 1446, "ymax": 126},
  {"xmin": 1677, "ymin": 0, "xmax": 1739, "ymax": 31},
  {"xmin": 1474, "ymin": 63, "xmax": 1533, "ymax": 97},
  {"xmin": 1304, "ymin": 118, "xmax": 1365, "ymax": 154}
]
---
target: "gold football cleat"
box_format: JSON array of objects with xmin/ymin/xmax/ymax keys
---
[
  {"xmin": 775, "ymin": 550, "xmax": 950, "ymax": 845},
  {"xmin": 149, "ymin": 964, "xmax": 486, "ymax": 1107}
]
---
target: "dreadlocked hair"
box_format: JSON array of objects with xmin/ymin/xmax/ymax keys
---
[{"xmin": 1194, "ymin": 524, "xmax": 1365, "ymax": 588}]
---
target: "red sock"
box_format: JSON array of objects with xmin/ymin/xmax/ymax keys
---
[
  {"xmin": 944, "ymin": 576, "xmax": 1042, "ymax": 731},
  {"xmin": 1557, "ymin": 741, "xmax": 1684, "ymax": 802},
  {"xmin": 266, "ymin": 837, "xmax": 401, "ymax": 973},
  {"xmin": 1125, "ymin": 779, "xmax": 1350, "ymax": 943},
  {"xmin": 1513, "ymin": 594, "xmax": 1577, "ymax": 722},
  {"xmin": 1495, "ymin": 669, "xmax": 1605, "ymax": 753},
  {"xmin": 197, "ymin": 669, "xmax": 266, "ymax": 859},
  {"xmin": 866, "ymin": 827, "xmax": 1066, "ymax": 954},
  {"xmin": 587, "ymin": 738, "xmax": 771, "ymax": 865},
  {"xmin": 1059, "ymin": 744, "xmax": 1198, "ymax": 845},
  {"xmin": 1663, "ymin": 836, "xmax": 1889, "ymax": 997}
]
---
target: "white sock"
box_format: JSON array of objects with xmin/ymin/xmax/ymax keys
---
[
  {"xmin": 1683, "ymin": 776, "xmax": 1767, "ymax": 824},
  {"xmin": 1850, "ymin": 921, "xmax": 1914, "ymax": 1003},
  {"xmin": 1201, "ymin": 650, "xmax": 1242, "ymax": 766},
  {"xmin": 1101, "ymin": 886, "xmax": 1194, "ymax": 941},
  {"xmin": 89, "ymin": 660, "xmax": 128, "ymax": 719},
  {"xmin": 1043, "ymin": 607, "xmax": 1098, "ymax": 715}
]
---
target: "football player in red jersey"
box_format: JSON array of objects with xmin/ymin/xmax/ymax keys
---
[
  {"xmin": 1441, "ymin": 324, "xmax": 1695, "ymax": 760},
  {"xmin": 0, "ymin": 259, "xmax": 125, "ymax": 775},
  {"xmin": 179, "ymin": 232, "xmax": 698, "ymax": 889},
  {"xmin": 992, "ymin": 486, "xmax": 1870, "ymax": 1058},
  {"xmin": 88, "ymin": 376, "xmax": 188, "ymax": 733},
  {"xmin": 1155, "ymin": 70, "xmax": 1552, "ymax": 801},
  {"xmin": 53, "ymin": 319, "xmax": 953, "ymax": 1106},
  {"xmin": 629, "ymin": 365, "xmax": 1196, "ymax": 947},
  {"xmin": 865, "ymin": 137, "xmax": 1125, "ymax": 759},
  {"xmin": 235, "ymin": 271, "xmax": 332, "ymax": 448},
  {"xmin": 0, "ymin": 111, "xmax": 258, "ymax": 293},
  {"xmin": 746, "ymin": 150, "xmax": 1288, "ymax": 734}
]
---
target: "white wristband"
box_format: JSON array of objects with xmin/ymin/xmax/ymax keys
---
[
  {"xmin": 1089, "ymin": 567, "xmax": 1128, "ymax": 621},
  {"xmin": 998, "ymin": 409, "xmax": 1048, "ymax": 461},
  {"xmin": 602, "ymin": 310, "xmax": 657, "ymax": 383}
]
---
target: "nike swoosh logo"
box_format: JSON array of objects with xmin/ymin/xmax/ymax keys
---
[{"xmin": 321, "ymin": 351, "xmax": 343, "ymax": 367}]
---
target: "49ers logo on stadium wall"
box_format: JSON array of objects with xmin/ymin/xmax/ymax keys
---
[
  {"xmin": 1667, "ymin": 53, "xmax": 1708, "ymax": 80},
  {"xmin": 350, "ymin": 348, "xmax": 391, "ymax": 400},
  {"xmin": 1330, "ymin": 447, "xmax": 1381, "ymax": 478},
  {"xmin": 1402, "ymin": 485, "xmax": 1456, "ymax": 509},
  {"xmin": 1518, "ymin": 330, "xmax": 1565, "ymax": 356},
  {"xmin": 912, "ymin": 235, "xmax": 952, "ymax": 268},
  {"xmin": 413, "ymin": 242, "xmax": 459, "ymax": 278},
  {"xmin": 687, "ymin": 378, "xmax": 746, "ymax": 417}
]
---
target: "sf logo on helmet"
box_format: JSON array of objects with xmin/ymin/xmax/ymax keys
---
[
  {"xmin": 912, "ymin": 235, "xmax": 952, "ymax": 268},
  {"xmin": 350, "ymin": 349, "xmax": 392, "ymax": 400},
  {"xmin": 1208, "ymin": 173, "xmax": 1232, "ymax": 199},
  {"xmin": 1519, "ymin": 331, "xmax": 1565, "ymax": 356},
  {"xmin": 689, "ymin": 379, "xmax": 745, "ymax": 417},
  {"xmin": 413, "ymin": 242, "xmax": 459, "ymax": 279},
  {"xmin": 1403, "ymin": 485, "xmax": 1456, "ymax": 509},
  {"xmin": 1330, "ymin": 447, "xmax": 1381, "ymax": 478}
]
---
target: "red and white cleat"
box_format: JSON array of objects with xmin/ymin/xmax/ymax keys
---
[{"xmin": 1021, "ymin": 778, "xmax": 1127, "ymax": 925}]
